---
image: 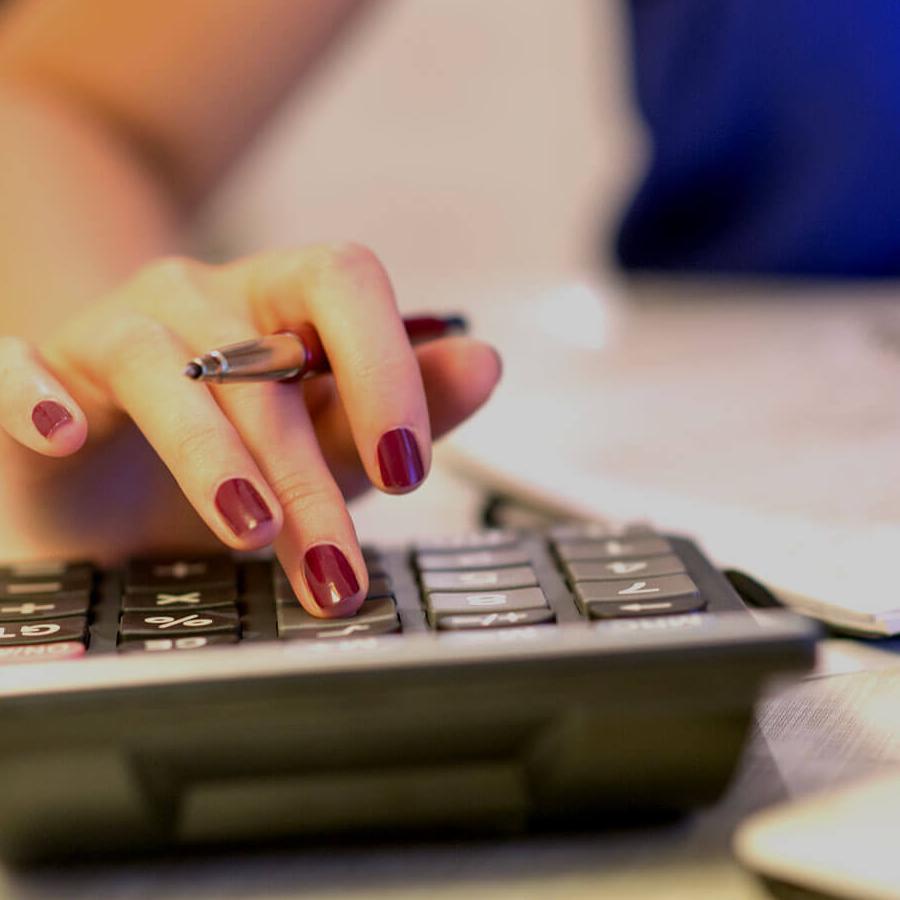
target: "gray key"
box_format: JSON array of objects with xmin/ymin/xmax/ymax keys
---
[
  {"xmin": 119, "ymin": 608, "xmax": 240, "ymax": 639},
  {"xmin": 416, "ymin": 547, "xmax": 531, "ymax": 572},
  {"xmin": 0, "ymin": 617, "xmax": 87, "ymax": 645},
  {"xmin": 588, "ymin": 595, "xmax": 706, "ymax": 620},
  {"xmin": 122, "ymin": 586, "xmax": 237, "ymax": 612},
  {"xmin": 125, "ymin": 556, "xmax": 236, "ymax": 591},
  {"xmin": 118, "ymin": 634, "xmax": 239, "ymax": 653},
  {"xmin": 0, "ymin": 581, "xmax": 89, "ymax": 602},
  {"xmin": 554, "ymin": 537, "xmax": 671, "ymax": 562},
  {"xmin": 565, "ymin": 554, "xmax": 685, "ymax": 582},
  {"xmin": 414, "ymin": 530, "xmax": 518, "ymax": 553},
  {"xmin": 435, "ymin": 607, "xmax": 556, "ymax": 630},
  {"xmin": 427, "ymin": 586, "xmax": 549, "ymax": 619},
  {"xmin": 282, "ymin": 618, "xmax": 401, "ymax": 641},
  {"xmin": 575, "ymin": 574, "xmax": 701, "ymax": 610},
  {"xmin": 0, "ymin": 561, "xmax": 93, "ymax": 589},
  {"xmin": 277, "ymin": 597, "xmax": 398, "ymax": 633},
  {"xmin": 421, "ymin": 566, "xmax": 537, "ymax": 593},
  {"xmin": 0, "ymin": 594, "xmax": 90, "ymax": 622}
]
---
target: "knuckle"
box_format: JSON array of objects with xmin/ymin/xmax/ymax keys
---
[
  {"xmin": 268, "ymin": 469, "xmax": 337, "ymax": 520},
  {"xmin": 129, "ymin": 256, "xmax": 211, "ymax": 318},
  {"xmin": 101, "ymin": 314, "xmax": 174, "ymax": 375},
  {"xmin": 171, "ymin": 422, "xmax": 221, "ymax": 469},
  {"xmin": 0, "ymin": 335, "xmax": 32, "ymax": 362}
]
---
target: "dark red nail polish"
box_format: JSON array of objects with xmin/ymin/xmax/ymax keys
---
[
  {"xmin": 215, "ymin": 478, "xmax": 273, "ymax": 537},
  {"xmin": 303, "ymin": 544, "xmax": 360, "ymax": 612},
  {"xmin": 32, "ymin": 400, "xmax": 72, "ymax": 439},
  {"xmin": 377, "ymin": 427, "xmax": 424, "ymax": 489}
]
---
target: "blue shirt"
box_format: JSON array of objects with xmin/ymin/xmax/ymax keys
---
[{"xmin": 617, "ymin": 1, "xmax": 900, "ymax": 277}]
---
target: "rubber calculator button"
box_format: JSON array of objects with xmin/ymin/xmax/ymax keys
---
[
  {"xmin": 414, "ymin": 530, "xmax": 519, "ymax": 553},
  {"xmin": 576, "ymin": 574, "xmax": 704, "ymax": 618},
  {"xmin": 564, "ymin": 555, "xmax": 685, "ymax": 583},
  {"xmin": 435, "ymin": 607, "xmax": 556, "ymax": 630},
  {"xmin": 0, "ymin": 561, "xmax": 93, "ymax": 589},
  {"xmin": 0, "ymin": 641, "xmax": 86, "ymax": 665},
  {"xmin": 416, "ymin": 547, "xmax": 531, "ymax": 572},
  {"xmin": 118, "ymin": 634, "xmax": 239, "ymax": 653},
  {"xmin": 0, "ymin": 617, "xmax": 87, "ymax": 645},
  {"xmin": 0, "ymin": 594, "xmax": 90, "ymax": 622},
  {"xmin": 125, "ymin": 556, "xmax": 236, "ymax": 591},
  {"xmin": 119, "ymin": 608, "xmax": 240, "ymax": 639},
  {"xmin": 548, "ymin": 522, "xmax": 655, "ymax": 541},
  {"xmin": 421, "ymin": 566, "xmax": 537, "ymax": 593},
  {"xmin": 588, "ymin": 595, "xmax": 707, "ymax": 619},
  {"xmin": 0, "ymin": 581, "xmax": 89, "ymax": 602},
  {"xmin": 121, "ymin": 586, "xmax": 238, "ymax": 612},
  {"xmin": 554, "ymin": 537, "xmax": 671, "ymax": 562},
  {"xmin": 282, "ymin": 618, "xmax": 401, "ymax": 640},
  {"xmin": 277, "ymin": 597, "xmax": 398, "ymax": 633},
  {"xmin": 427, "ymin": 586, "xmax": 549, "ymax": 619}
]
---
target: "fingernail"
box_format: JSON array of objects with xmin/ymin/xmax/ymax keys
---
[
  {"xmin": 303, "ymin": 544, "xmax": 360, "ymax": 612},
  {"xmin": 215, "ymin": 478, "xmax": 273, "ymax": 537},
  {"xmin": 32, "ymin": 400, "xmax": 72, "ymax": 439},
  {"xmin": 377, "ymin": 427, "xmax": 424, "ymax": 489}
]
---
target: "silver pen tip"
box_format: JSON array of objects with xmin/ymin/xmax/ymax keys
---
[{"xmin": 183, "ymin": 361, "xmax": 203, "ymax": 380}]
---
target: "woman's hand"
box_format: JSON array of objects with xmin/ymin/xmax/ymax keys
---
[{"xmin": 0, "ymin": 244, "xmax": 501, "ymax": 617}]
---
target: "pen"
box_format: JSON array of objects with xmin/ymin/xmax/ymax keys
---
[{"xmin": 183, "ymin": 314, "xmax": 468, "ymax": 384}]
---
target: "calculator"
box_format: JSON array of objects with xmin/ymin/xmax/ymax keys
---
[{"xmin": 0, "ymin": 524, "xmax": 816, "ymax": 863}]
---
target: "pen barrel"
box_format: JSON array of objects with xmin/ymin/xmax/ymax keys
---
[{"xmin": 202, "ymin": 333, "xmax": 307, "ymax": 382}]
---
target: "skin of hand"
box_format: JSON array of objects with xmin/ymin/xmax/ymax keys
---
[{"xmin": 0, "ymin": 244, "xmax": 501, "ymax": 617}]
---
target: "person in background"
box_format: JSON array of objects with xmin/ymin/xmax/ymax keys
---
[{"xmin": 0, "ymin": 1, "xmax": 895, "ymax": 619}]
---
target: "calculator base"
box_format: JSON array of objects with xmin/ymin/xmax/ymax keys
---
[{"xmin": 0, "ymin": 642, "xmax": 773, "ymax": 864}]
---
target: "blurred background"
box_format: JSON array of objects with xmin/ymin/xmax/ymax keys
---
[{"xmin": 200, "ymin": 0, "xmax": 640, "ymax": 296}]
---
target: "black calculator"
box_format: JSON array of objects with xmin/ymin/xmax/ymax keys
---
[{"xmin": 0, "ymin": 523, "xmax": 816, "ymax": 863}]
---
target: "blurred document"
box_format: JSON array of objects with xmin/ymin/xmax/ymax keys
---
[{"xmin": 445, "ymin": 277, "xmax": 900, "ymax": 635}]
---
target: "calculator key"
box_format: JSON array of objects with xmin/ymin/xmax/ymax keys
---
[
  {"xmin": 119, "ymin": 609, "xmax": 240, "ymax": 639},
  {"xmin": 283, "ymin": 618, "xmax": 401, "ymax": 641},
  {"xmin": 564, "ymin": 555, "xmax": 685, "ymax": 583},
  {"xmin": 125, "ymin": 556, "xmax": 236, "ymax": 591},
  {"xmin": 588, "ymin": 595, "xmax": 707, "ymax": 619},
  {"xmin": 416, "ymin": 547, "xmax": 531, "ymax": 572},
  {"xmin": 554, "ymin": 537, "xmax": 671, "ymax": 562},
  {"xmin": 427, "ymin": 587, "xmax": 549, "ymax": 619},
  {"xmin": 0, "ymin": 641, "xmax": 87, "ymax": 665},
  {"xmin": 0, "ymin": 561, "xmax": 93, "ymax": 589},
  {"xmin": 118, "ymin": 634, "xmax": 239, "ymax": 653},
  {"xmin": 548, "ymin": 522, "xmax": 655, "ymax": 541},
  {"xmin": 0, "ymin": 594, "xmax": 90, "ymax": 622},
  {"xmin": 0, "ymin": 580, "xmax": 89, "ymax": 602},
  {"xmin": 414, "ymin": 530, "xmax": 519, "ymax": 553},
  {"xmin": 435, "ymin": 607, "xmax": 556, "ymax": 630},
  {"xmin": 421, "ymin": 566, "xmax": 537, "ymax": 593},
  {"xmin": 121, "ymin": 587, "xmax": 238, "ymax": 612},
  {"xmin": 0, "ymin": 618, "xmax": 87, "ymax": 645},
  {"xmin": 575, "ymin": 574, "xmax": 702, "ymax": 614},
  {"xmin": 277, "ymin": 597, "xmax": 398, "ymax": 633}
]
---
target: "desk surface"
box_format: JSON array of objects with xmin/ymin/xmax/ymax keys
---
[{"xmin": 2, "ymin": 470, "xmax": 899, "ymax": 900}]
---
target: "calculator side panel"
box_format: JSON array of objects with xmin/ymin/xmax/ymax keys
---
[{"xmin": 0, "ymin": 634, "xmax": 807, "ymax": 863}]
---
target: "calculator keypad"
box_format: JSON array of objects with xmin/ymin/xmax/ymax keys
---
[{"xmin": 0, "ymin": 524, "xmax": 729, "ymax": 662}]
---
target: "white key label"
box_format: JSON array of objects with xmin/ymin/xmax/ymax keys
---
[{"xmin": 617, "ymin": 581, "xmax": 661, "ymax": 596}]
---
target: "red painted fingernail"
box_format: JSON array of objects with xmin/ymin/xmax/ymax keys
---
[
  {"xmin": 215, "ymin": 478, "xmax": 273, "ymax": 537},
  {"xmin": 377, "ymin": 427, "xmax": 424, "ymax": 490},
  {"xmin": 32, "ymin": 400, "xmax": 72, "ymax": 439},
  {"xmin": 303, "ymin": 544, "xmax": 360, "ymax": 612}
]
